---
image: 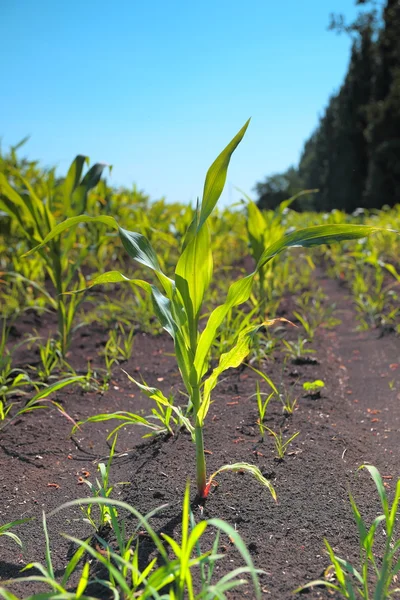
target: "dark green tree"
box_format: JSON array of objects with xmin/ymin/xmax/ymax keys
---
[
  {"xmin": 364, "ymin": 0, "xmax": 400, "ymax": 207},
  {"xmin": 254, "ymin": 166, "xmax": 310, "ymax": 211},
  {"xmin": 255, "ymin": 0, "xmax": 400, "ymax": 213}
]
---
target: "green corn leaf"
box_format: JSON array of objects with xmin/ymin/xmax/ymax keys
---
[
  {"xmin": 198, "ymin": 324, "xmax": 263, "ymax": 424},
  {"xmin": 208, "ymin": 516, "xmax": 263, "ymax": 600},
  {"xmin": 175, "ymin": 222, "xmax": 213, "ymax": 337},
  {"xmin": 359, "ymin": 465, "xmax": 389, "ymax": 522},
  {"xmin": 61, "ymin": 540, "xmax": 90, "ymax": 587},
  {"xmin": 22, "ymin": 215, "xmax": 118, "ymax": 256},
  {"xmin": 258, "ymin": 224, "xmax": 390, "ymax": 269},
  {"xmin": 0, "ymin": 518, "xmax": 32, "ymax": 534},
  {"xmin": 0, "ymin": 174, "xmax": 40, "ymax": 235},
  {"xmin": 71, "ymin": 162, "xmax": 109, "ymax": 214},
  {"xmin": 199, "ymin": 119, "xmax": 250, "ymax": 230},
  {"xmin": 247, "ymin": 364, "xmax": 278, "ymax": 395},
  {"xmin": 122, "ymin": 373, "xmax": 195, "ymax": 435},
  {"xmin": 76, "ymin": 562, "xmax": 90, "ymax": 598},
  {"xmin": 89, "ymin": 270, "xmax": 178, "ymax": 338},
  {"xmin": 208, "ymin": 463, "xmax": 276, "ymax": 503},
  {"xmin": 246, "ymin": 200, "xmax": 266, "ymax": 263},
  {"xmin": 292, "ymin": 581, "xmax": 342, "ymax": 594},
  {"xmin": 194, "ymin": 274, "xmax": 255, "ymax": 378},
  {"xmin": 63, "ymin": 155, "xmax": 89, "ymax": 214},
  {"xmin": 118, "ymin": 226, "xmax": 174, "ymax": 296}
]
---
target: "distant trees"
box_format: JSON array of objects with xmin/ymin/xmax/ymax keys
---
[{"xmin": 256, "ymin": 0, "xmax": 400, "ymax": 212}]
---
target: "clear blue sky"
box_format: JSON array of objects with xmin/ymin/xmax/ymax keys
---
[{"xmin": 1, "ymin": 0, "xmax": 361, "ymax": 207}]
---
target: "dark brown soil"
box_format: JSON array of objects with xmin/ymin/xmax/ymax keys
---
[{"xmin": 1, "ymin": 272, "xmax": 399, "ymax": 599}]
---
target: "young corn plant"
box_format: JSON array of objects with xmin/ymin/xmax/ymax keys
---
[
  {"xmin": 0, "ymin": 156, "xmax": 109, "ymax": 356},
  {"xmin": 0, "ymin": 512, "xmax": 94, "ymax": 600},
  {"xmin": 24, "ymin": 120, "xmax": 392, "ymax": 498},
  {"xmin": 262, "ymin": 426, "xmax": 300, "ymax": 460},
  {"xmin": 295, "ymin": 465, "xmax": 400, "ymax": 599},
  {"xmin": 0, "ymin": 518, "xmax": 31, "ymax": 550},
  {"xmin": 245, "ymin": 192, "xmax": 317, "ymax": 318},
  {"xmin": 48, "ymin": 482, "xmax": 266, "ymax": 600},
  {"xmin": 254, "ymin": 381, "xmax": 275, "ymax": 441}
]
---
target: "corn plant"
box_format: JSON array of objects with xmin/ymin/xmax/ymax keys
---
[
  {"xmin": 0, "ymin": 518, "xmax": 31, "ymax": 550},
  {"xmin": 262, "ymin": 426, "xmax": 300, "ymax": 460},
  {"xmin": 245, "ymin": 192, "xmax": 316, "ymax": 318},
  {"xmin": 295, "ymin": 465, "xmax": 400, "ymax": 599},
  {"xmin": 0, "ymin": 376, "xmax": 83, "ymax": 431},
  {"xmin": 0, "ymin": 512, "xmax": 94, "ymax": 600},
  {"xmin": 24, "ymin": 120, "xmax": 391, "ymax": 498},
  {"xmin": 253, "ymin": 381, "xmax": 275, "ymax": 440},
  {"xmin": 0, "ymin": 156, "xmax": 109, "ymax": 356},
  {"xmin": 46, "ymin": 482, "xmax": 265, "ymax": 600}
]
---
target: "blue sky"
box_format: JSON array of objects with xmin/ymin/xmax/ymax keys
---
[{"xmin": 1, "ymin": 0, "xmax": 360, "ymax": 207}]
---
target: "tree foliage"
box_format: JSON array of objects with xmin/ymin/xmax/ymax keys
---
[{"xmin": 255, "ymin": 0, "xmax": 400, "ymax": 212}]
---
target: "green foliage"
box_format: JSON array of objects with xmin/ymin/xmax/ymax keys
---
[
  {"xmin": 0, "ymin": 155, "xmax": 109, "ymax": 355},
  {"xmin": 24, "ymin": 121, "xmax": 387, "ymax": 500},
  {"xmin": 295, "ymin": 465, "xmax": 400, "ymax": 598},
  {"xmin": 0, "ymin": 483, "xmax": 265, "ymax": 599},
  {"xmin": 255, "ymin": 0, "xmax": 400, "ymax": 213}
]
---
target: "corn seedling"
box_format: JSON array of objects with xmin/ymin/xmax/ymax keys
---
[
  {"xmin": 25, "ymin": 120, "xmax": 390, "ymax": 498},
  {"xmin": 0, "ymin": 376, "xmax": 83, "ymax": 432},
  {"xmin": 81, "ymin": 434, "xmax": 119, "ymax": 531},
  {"xmin": 0, "ymin": 518, "xmax": 31, "ymax": 550},
  {"xmin": 282, "ymin": 336, "xmax": 316, "ymax": 363},
  {"xmin": 44, "ymin": 482, "xmax": 266, "ymax": 600},
  {"xmin": 278, "ymin": 385, "xmax": 299, "ymax": 415},
  {"xmin": 253, "ymin": 381, "xmax": 275, "ymax": 440},
  {"xmin": 0, "ymin": 512, "xmax": 94, "ymax": 600},
  {"xmin": 28, "ymin": 337, "xmax": 63, "ymax": 383},
  {"xmin": 262, "ymin": 426, "xmax": 300, "ymax": 460},
  {"xmin": 295, "ymin": 465, "xmax": 400, "ymax": 599},
  {"xmin": 292, "ymin": 310, "xmax": 316, "ymax": 342},
  {"xmin": 104, "ymin": 322, "xmax": 135, "ymax": 363}
]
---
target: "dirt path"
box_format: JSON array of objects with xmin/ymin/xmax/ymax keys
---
[{"xmin": 0, "ymin": 273, "xmax": 399, "ymax": 599}]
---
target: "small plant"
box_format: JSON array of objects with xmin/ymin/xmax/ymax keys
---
[
  {"xmin": 0, "ymin": 512, "xmax": 92, "ymax": 599},
  {"xmin": 81, "ymin": 434, "xmax": 119, "ymax": 531},
  {"xmin": 29, "ymin": 337, "xmax": 63, "ymax": 383},
  {"xmin": 303, "ymin": 379, "xmax": 325, "ymax": 398},
  {"xmin": 0, "ymin": 518, "xmax": 31, "ymax": 550},
  {"xmin": 0, "ymin": 320, "xmax": 36, "ymax": 418},
  {"xmin": 293, "ymin": 310, "xmax": 316, "ymax": 342},
  {"xmin": 104, "ymin": 322, "xmax": 135, "ymax": 363},
  {"xmin": 278, "ymin": 384, "xmax": 299, "ymax": 415},
  {"xmin": 295, "ymin": 465, "xmax": 400, "ymax": 599},
  {"xmin": 0, "ymin": 482, "xmax": 267, "ymax": 599},
  {"xmin": 262, "ymin": 426, "xmax": 300, "ymax": 460},
  {"xmin": 254, "ymin": 381, "xmax": 275, "ymax": 440},
  {"xmin": 282, "ymin": 336, "xmax": 316, "ymax": 364}
]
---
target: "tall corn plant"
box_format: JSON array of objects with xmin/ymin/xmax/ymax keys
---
[
  {"xmin": 0, "ymin": 156, "xmax": 108, "ymax": 356},
  {"xmin": 24, "ymin": 121, "xmax": 389, "ymax": 498}
]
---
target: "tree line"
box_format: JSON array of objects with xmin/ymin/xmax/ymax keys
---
[{"xmin": 255, "ymin": 0, "xmax": 400, "ymax": 213}]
